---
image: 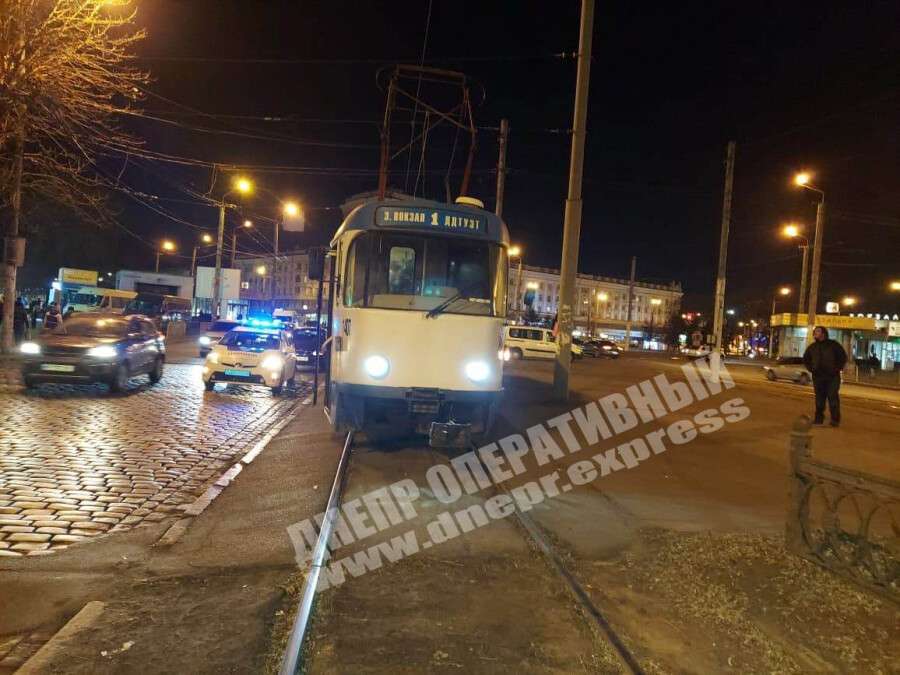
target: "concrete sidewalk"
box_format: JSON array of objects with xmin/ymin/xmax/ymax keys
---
[{"xmin": 0, "ymin": 392, "xmax": 340, "ymax": 674}]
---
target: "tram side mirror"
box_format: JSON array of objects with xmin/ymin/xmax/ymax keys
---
[{"xmin": 307, "ymin": 247, "xmax": 326, "ymax": 281}]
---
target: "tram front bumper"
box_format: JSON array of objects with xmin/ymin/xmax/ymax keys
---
[{"xmin": 332, "ymin": 383, "xmax": 500, "ymax": 438}]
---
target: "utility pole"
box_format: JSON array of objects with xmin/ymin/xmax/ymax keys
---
[
  {"xmin": 553, "ymin": 0, "xmax": 595, "ymax": 401},
  {"xmin": 212, "ymin": 203, "xmax": 225, "ymax": 319},
  {"xmin": 586, "ymin": 292, "xmax": 592, "ymax": 337},
  {"xmin": 797, "ymin": 243, "xmax": 809, "ymax": 314},
  {"xmin": 805, "ymin": 198, "xmax": 825, "ymax": 344},
  {"xmin": 272, "ymin": 221, "xmax": 280, "ymax": 310},
  {"xmin": 495, "ymin": 118, "xmax": 509, "ymax": 217},
  {"xmin": 623, "ymin": 256, "xmax": 636, "ymax": 350},
  {"xmin": 513, "ymin": 255, "xmax": 524, "ymax": 323},
  {"xmin": 231, "ymin": 232, "xmax": 238, "ymax": 268},
  {"xmin": 712, "ymin": 141, "xmax": 736, "ymax": 354}
]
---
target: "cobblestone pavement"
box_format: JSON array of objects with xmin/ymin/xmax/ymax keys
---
[{"xmin": 0, "ymin": 363, "xmax": 303, "ymax": 557}]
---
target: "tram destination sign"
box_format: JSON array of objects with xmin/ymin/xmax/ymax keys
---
[{"xmin": 375, "ymin": 206, "xmax": 486, "ymax": 235}]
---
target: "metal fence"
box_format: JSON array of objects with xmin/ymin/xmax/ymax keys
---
[{"xmin": 786, "ymin": 415, "xmax": 900, "ymax": 601}]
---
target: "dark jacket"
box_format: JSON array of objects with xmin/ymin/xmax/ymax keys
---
[{"xmin": 803, "ymin": 336, "xmax": 847, "ymax": 378}]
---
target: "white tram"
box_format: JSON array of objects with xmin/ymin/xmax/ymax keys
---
[{"xmin": 326, "ymin": 196, "xmax": 510, "ymax": 446}]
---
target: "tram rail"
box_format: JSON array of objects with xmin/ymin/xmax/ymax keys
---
[{"xmin": 278, "ymin": 431, "xmax": 644, "ymax": 675}]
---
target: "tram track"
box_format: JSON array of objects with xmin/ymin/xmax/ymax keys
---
[{"xmin": 277, "ymin": 430, "xmax": 645, "ymax": 675}]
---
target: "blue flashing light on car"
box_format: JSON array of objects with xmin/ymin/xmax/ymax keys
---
[{"xmin": 244, "ymin": 318, "xmax": 277, "ymax": 328}]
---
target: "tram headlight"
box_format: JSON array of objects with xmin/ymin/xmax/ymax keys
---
[
  {"xmin": 363, "ymin": 355, "xmax": 390, "ymax": 379},
  {"xmin": 464, "ymin": 360, "xmax": 491, "ymax": 382}
]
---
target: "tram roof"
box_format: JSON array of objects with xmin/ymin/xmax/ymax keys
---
[{"xmin": 331, "ymin": 197, "xmax": 510, "ymax": 246}]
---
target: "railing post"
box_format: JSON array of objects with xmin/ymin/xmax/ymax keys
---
[{"xmin": 786, "ymin": 414, "xmax": 812, "ymax": 553}]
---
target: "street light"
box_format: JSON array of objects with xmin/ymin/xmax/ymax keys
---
[
  {"xmin": 213, "ymin": 176, "xmax": 254, "ymax": 318},
  {"xmin": 769, "ymin": 286, "xmax": 791, "ymax": 357},
  {"xmin": 648, "ymin": 298, "xmax": 662, "ymax": 348},
  {"xmin": 793, "ymin": 171, "xmax": 825, "ymax": 344},
  {"xmin": 235, "ymin": 177, "xmax": 253, "ymax": 195},
  {"xmin": 841, "ymin": 296, "xmax": 857, "ymax": 313},
  {"xmin": 191, "ymin": 233, "xmax": 216, "ymax": 277},
  {"xmin": 782, "ymin": 222, "xmax": 810, "ymax": 313},
  {"xmin": 891, "ymin": 281, "xmax": 900, "ymax": 292},
  {"xmin": 232, "ymin": 220, "xmax": 256, "ymax": 268},
  {"xmin": 508, "ymin": 245, "xmax": 524, "ymax": 321},
  {"xmin": 156, "ymin": 239, "xmax": 176, "ymax": 273}
]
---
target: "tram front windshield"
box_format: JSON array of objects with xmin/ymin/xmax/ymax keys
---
[{"xmin": 345, "ymin": 232, "xmax": 507, "ymax": 316}]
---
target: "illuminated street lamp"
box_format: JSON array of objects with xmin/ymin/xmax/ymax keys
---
[
  {"xmin": 232, "ymin": 220, "xmax": 256, "ymax": 267},
  {"xmin": 156, "ymin": 239, "xmax": 176, "ymax": 273},
  {"xmin": 213, "ymin": 176, "xmax": 254, "ymax": 317},
  {"xmin": 891, "ymin": 281, "xmax": 900, "ymax": 292},
  {"xmin": 839, "ymin": 296, "xmax": 857, "ymax": 315},
  {"xmin": 191, "ymin": 233, "xmax": 216, "ymax": 278},
  {"xmin": 647, "ymin": 298, "xmax": 663, "ymax": 347},
  {"xmin": 793, "ymin": 171, "xmax": 825, "ymax": 343},
  {"xmin": 781, "ymin": 222, "xmax": 810, "ymax": 313},
  {"xmin": 769, "ymin": 286, "xmax": 791, "ymax": 357},
  {"xmin": 508, "ymin": 245, "xmax": 524, "ymax": 320}
]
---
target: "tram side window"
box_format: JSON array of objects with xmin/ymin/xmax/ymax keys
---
[{"xmin": 344, "ymin": 236, "xmax": 368, "ymax": 307}]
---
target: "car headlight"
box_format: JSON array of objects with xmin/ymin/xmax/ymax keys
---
[
  {"xmin": 207, "ymin": 350, "xmax": 219, "ymax": 363},
  {"xmin": 602, "ymin": 344, "xmax": 612, "ymax": 350},
  {"xmin": 498, "ymin": 348, "xmax": 510, "ymax": 362},
  {"xmin": 363, "ymin": 355, "xmax": 390, "ymax": 379},
  {"xmin": 465, "ymin": 360, "xmax": 491, "ymax": 382},
  {"xmin": 198, "ymin": 336, "xmax": 211, "ymax": 346},
  {"xmin": 20, "ymin": 342, "xmax": 40, "ymax": 355},
  {"xmin": 86, "ymin": 345, "xmax": 117, "ymax": 358},
  {"xmin": 261, "ymin": 355, "xmax": 284, "ymax": 371}
]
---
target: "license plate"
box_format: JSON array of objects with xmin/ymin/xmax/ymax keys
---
[
  {"xmin": 224, "ymin": 369, "xmax": 250, "ymax": 377},
  {"xmin": 297, "ymin": 356, "xmax": 309, "ymax": 362},
  {"xmin": 41, "ymin": 364, "xmax": 75, "ymax": 372}
]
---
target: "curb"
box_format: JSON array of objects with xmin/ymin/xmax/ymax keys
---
[
  {"xmin": 155, "ymin": 390, "xmax": 316, "ymax": 547},
  {"xmin": 16, "ymin": 601, "xmax": 105, "ymax": 675}
]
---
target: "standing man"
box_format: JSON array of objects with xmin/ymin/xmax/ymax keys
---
[{"xmin": 802, "ymin": 326, "xmax": 847, "ymax": 427}]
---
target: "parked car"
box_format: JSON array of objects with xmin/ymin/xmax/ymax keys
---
[
  {"xmin": 20, "ymin": 313, "xmax": 165, "ymax": 392},
  {"xmin": 763, "ymin": 356, "xmax": 811, "ymax": 385},
  {"xmin": 197, "ymin": 319, "xmax": 241, "ymax": 357},
  {"xmin": 293, "ymin": 327, "xmax": 328, "ymax": 370},
  {"xmin": 202, "ymin": 326, "xmax": 297, "ymax": 394},
  {"xmin": 503, "ymin": 326, "xmax": 582, "ymax": 361}
]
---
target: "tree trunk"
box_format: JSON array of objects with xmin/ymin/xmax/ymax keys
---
[{"xmin": 2, "ymin": 116, "xmax": 25, "ymax": 353}]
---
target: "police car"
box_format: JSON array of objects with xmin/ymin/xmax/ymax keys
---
[{"xmin": 202, "ymin": 324, "xmax": 298, "ymax": 394}]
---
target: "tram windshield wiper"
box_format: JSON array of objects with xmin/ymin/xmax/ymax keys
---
[{"xmin": 425, "ymin": 282, "xmax": 484, "ymax": 319}]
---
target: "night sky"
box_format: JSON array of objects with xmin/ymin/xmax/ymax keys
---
[{"xmin": 36, "ymin": 0, "xmax": 900, "ymax": 317}]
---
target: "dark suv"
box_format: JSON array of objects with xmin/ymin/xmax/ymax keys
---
[
  {"xmin": 293, "ymin": 327, "xmax": 328, "ymax": 370},
  {"xmin": 20, "ymin": 313, "xmax": 165, "ymax": 392}
]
